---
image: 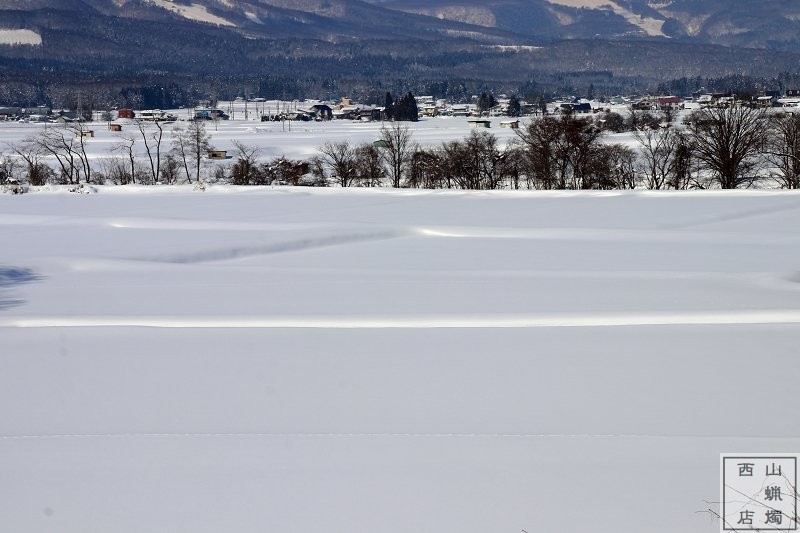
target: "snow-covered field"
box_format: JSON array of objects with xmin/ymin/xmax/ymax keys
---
[
  {"xmin": 2, "ymin": 185, "xmax": 800, "ymax": 532},
  {"xmin": 0, "ymin": 109, "xmax": 528, "ymax": 166}
]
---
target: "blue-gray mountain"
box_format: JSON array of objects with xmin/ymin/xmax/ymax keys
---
[
  {"xmin": 368, "ymin": 0, "xmax": 800, "ymax": 49},
  {"xmin": 1, "ymin": 0, "xmax": 800, "ymax": 106}
]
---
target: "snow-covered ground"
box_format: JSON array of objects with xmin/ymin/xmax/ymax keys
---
[
  {"xmin": 0, "ymin": 111, "xmax": 525, "ymax": 166},
  {"xmin": 2, "ymin": 186, "xmax": 800, "ymax": 532}
]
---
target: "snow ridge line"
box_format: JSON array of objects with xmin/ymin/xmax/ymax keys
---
[
  {"xmin": 3, "ymin": 310, "xmax": 800, "ymax": 329},
  {"xmin": 0, "ymin": 432, "xmax": 783, "ymax": 441}
]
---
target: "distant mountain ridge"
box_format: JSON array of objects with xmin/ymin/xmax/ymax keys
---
[
  {"xmin": 367, "ymin": 0, "xmax": 800, "ymax": 50},
  {"xmin": 4, "ymin": 0, "xmax": 800, "ymax": 49},
  {"xmin": 0, "ymin": 0, "xmax": 525, "ymax": 43},
  {"xmin": 2, "ymin": 0, "xmax": 800, "ymax": 107}
]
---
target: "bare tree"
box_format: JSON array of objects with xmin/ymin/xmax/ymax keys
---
[
  {"xmin": 230, "ymin": 140, "xmax": 262, "ymax": 185},
  {"xmin": 0, "ymin": 154, "xmax": 20, "ymax": 186},
  {"xmin": 68, "ymin": 123, "xmax": 93, "ymax": 184},
  {"xmin": 378, "ymin": 123, "xmax": 415, "ymax": 187},
  {"xmin": 687, "ymin": 106, "xmax": 767, "ymax": 189},
  {"xmin": 111, "ymin": 135, "xmax": 138, "ymax": 184},
  {"xmin": 353, "ymin": 143, "xmax": 386, "ymax": 187},
  {"xmin": 171, "ymin": 125, "xmax": 192, "ymax": 184},
  {"xmin": 517, "ymin": 114, "xmax": 603, "ymax": 189},
  {"xmin": 635, "ymin": 127, "xmax": 679, "ymax": 189},
  {"xmin": 515, "ymin": 115, "xmax": 563, "ymax": 189},
  {"xmin": 136, "ymin": 120, "xmax": 164, "ymax": 184},
  {"xmin": 439, "ymin": 131, "xmax": 508, "ymax": 190},
  {"xmin": 765, "ymin": 112, "xmax": 800, "ymax": 189},
  {"xmin": 172, "ymin": 121, "xmax": 210, "ymax": 183},
  {"xmin": 34, "ymin": 128, "xmax": 79, "ymax": 184},
  {"xmin": 407, "ymin": 148, "xmax": 448, "ymax": 189},
  {"xmin": 8, "ymin": 140, "xmax": 50, "ymax": 186},
  {"xmin": 160, "ymin": 155, "xmax": 181, "ymax": 185},
  {"xmin": 188, "ymin": 120, "xmax": 211, "ymax": 183},
  {"xmin": 318, "ymin": 140, "xmax": 359, "ymax": 187},
  {"xmin": 666, "ymin": 131, "xmax": 696, "ymax": 190},
  {"xmin": 598, "ymin": 144, "xmax": 637, "ymax": 190}
]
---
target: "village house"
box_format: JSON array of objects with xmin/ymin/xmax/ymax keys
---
[
  {"xmin": 656, "ymin": 96, "xmax": 683, "ymax": 111},
  {"xmin": 0, "ymin": 107, "xmax": 21, "ymax": 120},
  {"xmin": 467, "ymin": 118, "xmax": 491, "ymax": 128}
]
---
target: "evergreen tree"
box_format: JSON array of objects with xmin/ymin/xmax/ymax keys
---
[
  {"xmin": 477, "ymin": 91, "xmax": 497, "ymax": 116},
  {"xmin": 394, "ymin": 92, "xmax": 418, "ymax": 122},
  {"xmin": 507, "ymin": 95, "xmax": 521, "ymax": 117},
  {"xmin": 384, "ymin": 91, "xmax": 394, "ymax": 121}
]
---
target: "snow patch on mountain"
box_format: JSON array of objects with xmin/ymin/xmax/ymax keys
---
[
  {"xmin": 405, "ymin": 6, "xmax": 496, "ymax": 27},
  {"xmin": 0, "ymin": 29, "xmax": 42, "ymax": 46},
  {"xmin": 148, "ymin": 0, "xmax": 236, "ymax": 27},
  {"xmin": 546, "ymin": 0, "xmax": 666, "ymax": 36},
  {"xmin": 244, "ymin": 10, "xmax": 263, "ymax": 24}
]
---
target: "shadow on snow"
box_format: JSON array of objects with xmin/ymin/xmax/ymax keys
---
[{"xmin": 0, "ymin": 266, "xmax": 41, "ymax": 310}]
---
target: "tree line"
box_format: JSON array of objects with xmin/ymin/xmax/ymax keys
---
[
  {"xmin": 310, "ymin": 107, "xmax": 800, "ymax": 191},
  {"xmin": 2, "ymin": 121, "xmax": 213, "ymax": 188},
  {"xmin": 3, "ymin": 107, "xmax": 800, "ymax": 192}
]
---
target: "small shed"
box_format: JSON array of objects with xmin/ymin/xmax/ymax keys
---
[
  {"xmin": 78, "ymin": 130, "xmax": 95, "ymax": 138},
  {"xmin": 207, "ymin": 150, "xmax": 227, "ymax": 160},
  {"xmin": 117, "ymin": 109, "xmax": 135, "ymax": 119},
  {"xmin": 500, "ymin": 119, "xmax": 519, "ymax": 129},
  {"xmin": 372, "ymin": 139, "xmax": 389, "ymax": 149},
  {"xmin": 109, "ymin": 124, "xmax": 122, "ymax": 132},
  {"xmin": 468, "ymin": 118, "xmax": 491, "ymax": 128}
]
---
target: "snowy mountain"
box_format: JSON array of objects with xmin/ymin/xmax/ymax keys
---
[
  {"xmin": 2, "ymin": 0, "xmax": 800, "ymax": 106},
  {"xmin": 367, "ymin": 0, "xmax": 800, "ymax": 49},
  {"xmin": 4, "ymin": 0, "xmax": 800, "ymax": 49},
  {"xmin": 0, "ymin": 0, "xmax": 521, "ymax": 44}
]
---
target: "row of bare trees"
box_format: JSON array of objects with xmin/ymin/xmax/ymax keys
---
[
  {"xmin": 3, "ymin": 107, "xmax": 800, "ymax": 190},
  {"xmin": 308, "ymin": 108, "xmax": 800, "ymax": 190},
  {"xmin": 639, "ymin": 107, "xmax": 800, "ymax": 189},
  {"xmin": 4, "ymin": 121, "xmax": 212, "ymax": 186}
]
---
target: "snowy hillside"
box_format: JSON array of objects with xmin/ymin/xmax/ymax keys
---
[{"xmin": 2, "ymin": 187, "xmax": 800, "ymax": 532}]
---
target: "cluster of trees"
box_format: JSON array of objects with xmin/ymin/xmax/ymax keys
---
[
  {"xmin": 2, "ymin": 121, "xmax": 213, "ymax": 187},
  {"xmin": 384, "ymin": 92, "xmax": 419, "ymax": 122},
  {"xmin": 227, "ymin": 141, "xmax": 314, "ymax": 186},
  {"xmin": 4, "ymin": 106, "xmax": 800, "ymax": 191},
  {"xmin": 308, "ymin": 107, "xmax": 800, "ymax": 190}
]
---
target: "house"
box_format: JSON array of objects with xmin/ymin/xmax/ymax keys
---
[
  {"xmin": 333, "ymin": 105, "xmax": 360, "ymax": 120},
  {"xmin": 117, "ymin": 108, "xmax": 135, "ymax": 119},
  {"xmin": 207, "ymin": 150, "xmax": 227, "ymax": 160},
  {"xmin": 420, "ymin": 104, "xmax": 438, "ymax": 117},
  {"xmin": 755, "ymin": 95, "xmax": 776, "ymax": 108},
  {"xmin": 0, "ymin": 107, "xmax": 21, "ymax": 120},
  {"xmin": 194, "ymin": 108, "xmax": 228, "ymax": 121},
  {"xmin": 468, "ymin": 118, "xmax": 491, "ymax": 128},
  {"xmin": 109, "ymin": 124, "xmax": 123, "ymax": 132},
  {"xmin": 138, "ymin": 109, "xmax": 177, "ymax": 122},
  {"xmin": 333, "ymin": 104, "xmax": 380, "ymax": 121},
  {"xmin": 657, "ymin": 96, "xmax": 683, "ymax": 110},
  {"xmin": 450, "ymin": 104, "xmax": 471, "ymax": 117},
  {"xmin": 696, "ymin": 94, "xmax": 713, "ymax": 106},
  {"xmin": 558, "ymin": 101, "xmax": 592, "ymax": 114},
  {"xmin": 572, "ymin": 102, "xmax": 592, "ymax": 114},
  {"xmin": 309, "ymin": 104, "xmax": 333, "ymax": 120},
  {"xmin": 500, "ymin": 119, "xmax": 519, "ymax": 129},
  {"xmin": 52, "ymin": 110, "xmax": 89, "ymax": 122}
]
